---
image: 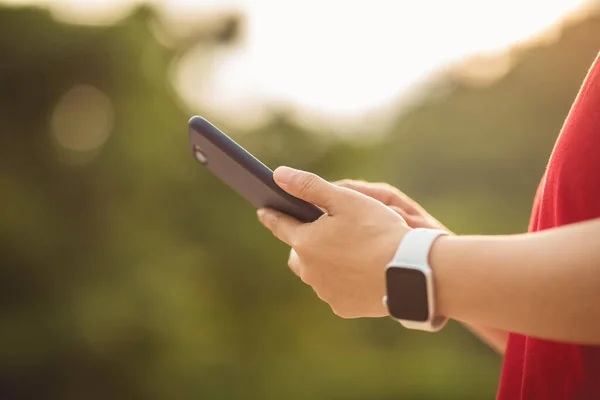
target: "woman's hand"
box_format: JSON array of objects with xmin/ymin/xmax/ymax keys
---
[
  {"xmin": 334, "ymin": 180, "xmax": 449, "ymax": 231},
  {"xmin": 257, "ymin": 167, "xmax": 410, "ymax": 318}
]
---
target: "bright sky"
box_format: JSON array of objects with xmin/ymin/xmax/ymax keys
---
[{"xmin": 3, "ymin": 0, "xmax": 590, "ymax": 130}]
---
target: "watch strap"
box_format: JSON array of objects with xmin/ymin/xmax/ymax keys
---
[
  {"xmin": 387, "ymin": 228, "xmax": 449, "ymax": 332},
  {"xmin": 391, "ymin": 228, "xmax": 447, "ymax": 269}
]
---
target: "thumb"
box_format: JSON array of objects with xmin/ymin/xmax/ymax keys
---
[{"xmin": 273, "ymin": 166, "xmax": 345, "ymax": 213}]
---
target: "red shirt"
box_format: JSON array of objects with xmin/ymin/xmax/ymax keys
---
[{"xmin": 497, "ymin": 51, "xmax": 600, "ymax": 399}]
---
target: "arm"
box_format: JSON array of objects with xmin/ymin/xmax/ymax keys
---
[
  {"xmin": 258, "ymin": 168, "xmax": 600, "ymax": 349},
  {"xmin": 433, "ymin": 218, "xmax": 600, "ymax": 344},
  {"xmin": 334, "ymin": 180, "xmax": 508, "ymax": 353}
]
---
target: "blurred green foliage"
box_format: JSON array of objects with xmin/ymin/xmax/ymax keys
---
[{"xmin": 1, "ymin": 4, "xmax": 600, "ymax": 399}]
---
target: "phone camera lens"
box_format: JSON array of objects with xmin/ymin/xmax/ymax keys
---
[{"xmin": 193, "ymin": 146, "xmax": 208, "ymax": 165}]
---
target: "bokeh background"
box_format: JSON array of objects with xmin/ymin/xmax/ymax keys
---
[{"xmin": 2, "ymin": 1, "xmax": 600, "ymax": 399}]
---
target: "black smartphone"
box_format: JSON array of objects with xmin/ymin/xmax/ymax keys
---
[{"xmin": 188, "ymin": 116, "xmax": 324, "ymax": 223}]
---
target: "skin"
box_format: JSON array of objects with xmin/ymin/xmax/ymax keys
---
[
  {"xmin": 257, "ymin": 166, "xmax": 600, "ymax": 347},
  {"xmin": 331, "ymin": 180, "xmax": 508, "ymax": 354}
]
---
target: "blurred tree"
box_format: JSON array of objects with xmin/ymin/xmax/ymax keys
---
[{"xmin": 378, "ymin": 14, "xmax": 600, "ymax": 236}]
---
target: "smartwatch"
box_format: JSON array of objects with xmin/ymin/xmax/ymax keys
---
[{"xmin": 384, "ymin": 228, "xmax": 449, "ymax": 332}]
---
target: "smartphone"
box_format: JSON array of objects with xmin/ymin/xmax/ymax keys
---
[{"xmin": 188, "ymin": 116, "xmax": 324, "ymax": 223}]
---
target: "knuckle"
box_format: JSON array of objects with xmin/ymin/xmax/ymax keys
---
[
  {"xmin": 331, "ymin": 306, "xmax": 353, "ymax": 319},
  {"xmin": 293, "ymin": 237, "xmax": 309, "ymax": 252},
  {"xmin": 376, "ymin": 184, "xmax": 397, "ymax": 203},
  {"xmin": 296, "ymin": 173, "xmax": 318, "ymax": 197},
  {"xmin": 380, "ymin": 182, "xmax": 396, "ymax": 191},
  {"xmin": 374, "ymin": 181, "xmax": 395, "ymax": 191},
  {"xmin": 299, "ymin": 268, "xmax": 315, "ymax": 285},
  {"xmin": 289, "ymin": 235, "xmax": 301, "ymax": 249},
  {"xmin": 267, "ymin": 213, "xmax": 279, "ymax": 229},
  {"xmin": 313, "ymin": 289, "xmax": 327, "ymax": 302}
]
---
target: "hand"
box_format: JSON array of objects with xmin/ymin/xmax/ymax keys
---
[
  {"xmin": 334, "ymin": 180, "xmax": 449, "ymax": 232},
  {"xmin": 257, "ymin": 167, "xmax": 410, "ymax": 318},
  {"xmin": 286, "ymin": 180, "xmax": 448, "ymax": 305}
]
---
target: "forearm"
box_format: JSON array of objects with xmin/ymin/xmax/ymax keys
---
[
  {"xmin": 442, "ymin": 231, "xmax": 509, "ymax": 353},
  {"xmin": 432, "ymin": 218, "xmax": 600, "ymax": 345}
]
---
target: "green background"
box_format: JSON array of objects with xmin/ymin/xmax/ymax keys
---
[{"xmin": 1, "ymin": 4, "xmax": 600, "ymax": 399}]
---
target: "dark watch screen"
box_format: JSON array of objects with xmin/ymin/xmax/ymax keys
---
[{"xmin": 386, "ymin": 268, "xmax": 429, "ymax": 321}]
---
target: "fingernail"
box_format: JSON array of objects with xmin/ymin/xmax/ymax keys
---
[
  {"xmin": 257, "ymin": 209, "xmax": 266, "ymax": 221},
  {"xmin": 257, "ymin": 209, "xmax": 272, "ymax": 226},
  {"xmin": 273, "ymin": 166, "xmax": 297, "ymax": 185}
]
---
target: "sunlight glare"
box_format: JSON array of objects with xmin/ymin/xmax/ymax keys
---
[
  {"xmin": 4, "ymin": 0, "xmax": 587, "ymax": 128},
  {"xmin": 172, "ymin": 0, "xmax": 586, "ymax": 129}
]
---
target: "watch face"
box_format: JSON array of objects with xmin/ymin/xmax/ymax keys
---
[{"xmin": 386, "ymin": 267, "xmax": 429, "ymax": 322}]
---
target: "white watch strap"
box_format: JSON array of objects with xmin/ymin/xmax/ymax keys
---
[
  {"xmin": 392, "ymin": 228, "xmax": 447, "ymax": 269},
  {"xmin": 387, "ymin": 228, "xmax": 449, "ymax": 332}
]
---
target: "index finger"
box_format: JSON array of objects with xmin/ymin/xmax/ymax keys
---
[
  {"xmin": 334, "ymin": 180, "xmax": 394, "ymax": 205},
  {"xmin": 257, "ymin": 208, "xmax": 303, "ymax": 247}
]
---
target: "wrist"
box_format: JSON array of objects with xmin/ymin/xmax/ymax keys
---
[
  {"xmin": 429, "ymin": 234, "xmax": 462, "ymax": 320},
  {"xmin": 385, "ymin": 228, "xmax": 450, "ymax": 331}
]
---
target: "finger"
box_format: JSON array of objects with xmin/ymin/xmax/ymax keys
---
[
  {"xmin": 336, "ymin": 180, "xmax": 419, "ymax": 213},
  {"xmin": 273, "ymin": 167, "xmax": 349, "ymax": 214},
  {"xmin": 389, "ymin": 205, "xmax": 411, "ymax": 226},
  {"xmin": 288, "ymin": 249, "xmax": 301, "ymax": 276},
  {"xmin": 334, "ymin": 180, "xmax": 394, "ymax": 205},
  {"xmin": 257, "ymin": 209, "xmax": 302, "ymax": 246},
  {"xmin": 390, "ymin": 205, "xmax": 422, "ymax": 228},
  {"xmin": 388, "ymin": 205, "xmax": 405, "ymax": 217}
]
